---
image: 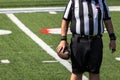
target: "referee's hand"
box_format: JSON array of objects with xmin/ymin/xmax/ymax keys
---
[
  {"xmin": 109, "ymin": 40, "xmax": 116, "ymax": 53},
  {"xmin": 56, "ymin": 41, "xmax": 67, "ymax": 53}
]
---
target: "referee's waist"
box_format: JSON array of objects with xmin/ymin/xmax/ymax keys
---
[{"xmin": 72, "ymin": 34, "xmax": 102, "ymax": 39}]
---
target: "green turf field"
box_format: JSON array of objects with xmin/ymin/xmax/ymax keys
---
[
  {"xmin": 0, "ymin": 11, "xmax": 119, "ymax": 80},
  {"xmin": 0, "ymin": 0, "xmax": 120, "ymax": 80},
  {"xmin": 0, "ymin": 0, "xmax": 68, "ymax": 8},
  {"xmin": 0, "ymin": 0, "xmax": 120, "ymax": 8},
  {"xmin": 0, "ymin": 13, "xmax": 70, "ymax": 80}
]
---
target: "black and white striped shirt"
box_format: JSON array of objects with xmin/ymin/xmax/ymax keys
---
[{"xmin": 63, "ymin": 0, "xmax": 111, "ymax": 35}]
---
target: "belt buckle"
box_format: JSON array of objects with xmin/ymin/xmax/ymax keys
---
[
  {"xmin": 80, "ymin": 35, "xmax": 90, "ymax": 39},
  {"xmin": 81, "ymin": 35, "xmax": 85, "ymax": 37},
  {"xmin": 89, "ymin": 35, "xmax": 94, "ymax": 38},
  {"xmin": 85, "ymin": 35, "xmax": 95, "ymax": 39}
]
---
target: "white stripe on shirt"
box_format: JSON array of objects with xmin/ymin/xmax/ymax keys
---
[
  {"xmin": 75, "ymin": 0, "xmax": 81, "ymax": 34},
  {"xmin": 83, "ymin": 2, "xmax": 89, "ymax": 35}
]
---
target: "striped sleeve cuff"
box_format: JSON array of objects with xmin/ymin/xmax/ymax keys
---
[
  {"xmin": 103, "ymin": 0, "xmax": 111, "ymax": 20},
  {"xmin": 63, "ymin": 17, "xmax": 71, "ymax": 21},
  {"xmin": 63, "ymin": 0, "xmax": 72, "ymax": 21}
]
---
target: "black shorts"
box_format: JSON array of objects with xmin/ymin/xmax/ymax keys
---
[{"xmin": 70, "ymin": 35, "xmax": 103, "ymax": 74}]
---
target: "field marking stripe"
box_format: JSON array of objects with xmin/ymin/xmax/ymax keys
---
[
  {"xmin": 0, "ymin": 6, "xmax": 120, "ymax": 13},
  {"xmin": 6, "ymin": 13, "xmax": 88, "ymax": 80}
]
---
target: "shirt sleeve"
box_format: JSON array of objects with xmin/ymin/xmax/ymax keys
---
[
  {"xmin": 102, "ymin": 0, "xmax": 111, "ymax": 20},
  {"xmin": 63, "ymin": 0, "xmax": 73, "ymax": 21}
]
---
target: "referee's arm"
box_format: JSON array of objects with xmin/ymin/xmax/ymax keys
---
[
  {"xmin": 102, "ymin": 0, "xmax": 115, "ymax": 34},
  {"xmin": 104, "ymin": 18, "xmax": 116, "ymax": 53},
  {"xmin": 104, "ymin": 19, "xmax": 115, "ymax": 35},
  {"xmin": 56, "ymin": 19, "xmax": 69, "ymax": 53},
  {"xmin": 56, "ymin": 0, "xmax": 72, "ymax": 53},
  {"xmin": 61, "ymin": 0, "xmax": 72, "ymax": 37},
  {"xmin": 61, "ymin": 20, "xmax": 69, "ymax": 37},
  {"xmin": 103, "ymin": 0, "xmax": 116, "ymax": 53},
  {"xmin": 104, "ymin": 19, "xmax": 116, "ymax": 53}
]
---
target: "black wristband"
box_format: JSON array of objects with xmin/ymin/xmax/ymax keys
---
[
  {"xmin": 61, "ymin": 36, "xmax": 67, "ymax": 41},
  {"xmin": 109, "ymin": 33, "xmax": 116, "ymax": 40}
]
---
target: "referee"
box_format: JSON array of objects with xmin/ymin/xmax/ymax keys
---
[{"xmin": 57, "ymin": 0, "xmax": 116, "ymax": 80}]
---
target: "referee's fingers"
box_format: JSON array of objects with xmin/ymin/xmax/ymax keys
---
[
  {"xmin": 56, "ymin": 46, "xmax": 62, "ymax": 53},
  {"xmin": 112, "ymin": 49, "xmax": 116, "ymax": 53}
]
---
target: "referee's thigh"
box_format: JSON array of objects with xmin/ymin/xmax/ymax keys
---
[{"xmin": 88, "ymin": 37, "xmax": 103, "ymax": 73}]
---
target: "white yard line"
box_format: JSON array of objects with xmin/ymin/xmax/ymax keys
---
[
  {"xmin": 0, "ymin": 59, "xmax": 10, "ymax": 64},
  {"xmin": 0, "ymin": 7, "xmax": 65, "ymax": 13},
  {"xmin": 6, "ymin": 13, "xmax": 88, "ymax": 80},
  {"xmin": 109, "ymin": 6, "xmax": 120, "ymax": 11},
  {"xmin": 0, "ymin": 30, "xmax": 12, "ymax": 35},
  {"xmin": 0, "ymin": 6, "xmax": 120, "ymax": 13}
]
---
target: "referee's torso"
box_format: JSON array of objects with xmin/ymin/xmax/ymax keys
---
[{"xmin": 63, "ymin": 0, "xmax": 111, "ymax": 35}]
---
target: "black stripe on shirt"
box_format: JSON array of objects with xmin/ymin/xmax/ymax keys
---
[
  {"xmin": 87, "ymin": 2, "xmax": 94, "ymax": 35},
  {"xmin": 79, "ymin": 1, "xmax": 84, "ymax": 35},
  {"xmin": 98, "ymin": 8, "xmax": 102, "ymax": 35},
  {"xmin": 95, "ymin": 0, "xmax": 101, "ymax": 35},
  {"xmin": 70, "ymin": 0, "xmax": 76, "ymax": 34}
]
